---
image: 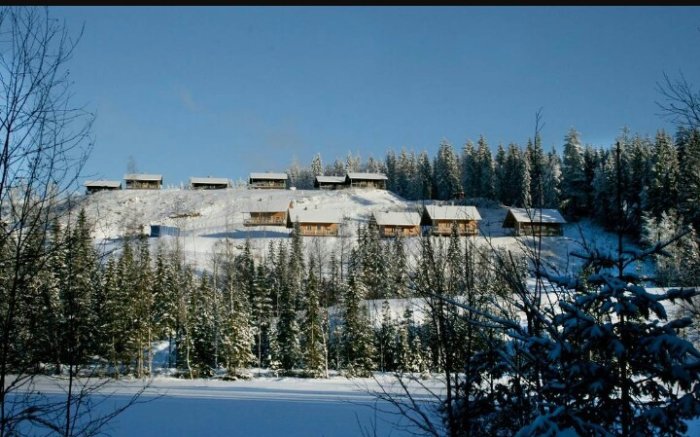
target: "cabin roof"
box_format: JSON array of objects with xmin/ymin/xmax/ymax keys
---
[
  {"xmin": 287, "ymin": 208, "xmax": 343, "ymax": 226},
  {"xmin": 503, "ymin": 208, "xmax": 567, "ymax": 226},
  {"xmin": 373, "ymin": 211, "xmax": 421, "ymax": 227},
  {"xmin": 346, "ymin": 172, "xmax": 388, "ymax": 181},
  {"xmin": 423, "ymin": 205, "xmax": 481, "ymax": 221},
  {"xmin": 84, "ymin": 180, "xmax": 122, "ymax": 188},
  {"xmin": 189, "ymin": 177, "xmax": 230, "ymax": 186},
  {"xmin": 248, "ymin": 198, "xmax": 292, "ymax": 213},
  {"xmin": 249, "ymin": 172, "xmax": 288, "ymax": 180},
  {"xmin": 315, "ymin": 175, "xmax": 346, "ymax": 184},
  {"xmin": 124, "ymin": 173, "xmax": 163, "ymax": 182}
]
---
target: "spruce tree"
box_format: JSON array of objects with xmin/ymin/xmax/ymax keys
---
[
  {"xmin": 342, "ymin": 254, "xmax": 375, "ymax": 377},
  {"xmin": 526, "ymin": 135, "xmax": 546, "ymax": 207},
  {"xmin": 561, "ymin": 128, "xmax": 587, "ymax": 218},
  {"xmin": 275, "ymin": 280, "xmax": 301, "ymax": 372},
  {"xmin": 311, "ymin": 153, "xmax": 323, "ymax": 177},
  {"xmin": 301, "ymin": 258, "xmax": 327, "ymax": 377},
  {"xmin": 494, "ymin": 143, "xmax": 507, "ymax": 205},
  {"xmin": 435, "ymin": 140, "xmax": 462, "ymax": 200},
  {"xmin": 461, "ymin": 140, "xmax": 476, "ymax": 199},
  {"xmin": 582, "ymin": 144, "xmax": 600, "ymax": 213},
  {"xmin": 648, "ymin": 130, "xmax": 680, "ymax": 220},
  {"xmin": 190, "ymin": 273, "xmax": 217, "ymax": 376},
  {"xmin": 250, "ymin": 264, "xmax": 273, "ymax": 368},
  {"xmin": 542, "ymin": 147, "xmax": 561, "ymax": 209},
  {"xmin": 418, "ymin": 151, "xmax": 433, "ymax": 200},
  {"xmin": 385, "ymin": 150, "xmax": 397, "ymax": 193},
  {"xmin": 132, "ymin": 235, "xmax": 154, "ymax": 377},
  {"xmin": 625, "ymin": 134, "xmax": 653, "ymax": 237},
  {"xmin": 678, "ymin": 129, "xmax": 700, "ymax": 230},
  {"xmin": 374, "ymin": 300, "xmax": 397, "ymax": 372},
  {"xmin": 475, "ymin": 135, "xmax": 495, "ymax": 199}
]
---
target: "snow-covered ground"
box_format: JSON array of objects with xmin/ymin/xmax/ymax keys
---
[
  {"xmin": 19, "ymin": 373, "xmax": 444, "ymax": 436},
  {"xmin": 15, "ymin": 373, "xmax": 700, "ymax": 436}
]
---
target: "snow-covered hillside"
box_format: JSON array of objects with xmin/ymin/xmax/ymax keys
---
[{"xmin": 70, "ymin": 187, "xmax": 646, "ymax": 276}]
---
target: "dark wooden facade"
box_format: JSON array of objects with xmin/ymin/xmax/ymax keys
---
[
  {"xmin": 502, "ymin": 208, "xmax": 566, "ymax": 236},
  {"xmin": 314, "ymin": 176, "xmax": 346, "ymax": 190},
  {"xmin": 346, "ymin": 172, "xmax": 388, "ymax": 189},
  {"xmin": 421, "ymin": 205, "xmax": 482, "ymax": 236},
  {"xmin": 190, "ymin": 177, "xmax": 230, "ymax": 190},
  {"xmin": 84, "ymin": 180, "xmax": 121, "ymax": 194},
  {"xmin": 249, "ymin": 173, "xmax": 288, "ymax": 189},
  {"xmin": 124, "ymin": 174, "xmax": 162, "ymax": 190},
  {"xmin": 372, "ymin": 212, "xmax": 421, "ymax": 238},
  {"xmin": 287, "ymin": 209, "xmax": 341, "ymax": 236},
  {"xmin": 245, "ymin": 211, "xmax": 287, "ymax": 227}
]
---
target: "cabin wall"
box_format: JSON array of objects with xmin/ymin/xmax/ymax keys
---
[
  {"xmin": 380, "ymin": 225, "xmax": 420, "ymax": 238},
  {"xmin": 298, "ymin": 222, "xmax": 338, "ymax": 236},
  {"xmin": 317, "ymin": 182, "xmax": 346, "ymax": 190},
  {"xmin": 249, "ymin": 180, "xmax": 287, "ymax": 189},
  {"xmin": 86, "ymin": 186, "xmax": 119, "ymax": 194},
  {"xmin": 515, "ymin": 223, "xmax": 563, "ymax": 236},
  {"xmin": 431, "ymin": 220, "xmax": 478, "ymax": 236},
  {"xmin": 349, "ymin": 179, "xmax": 386, "ymax": 189},
  {"xmin": 245, "ymin": 211, "xmax": 287, "ymax": 226},
  {"xmin": 191, "ymin": 183, "xmax": 228, "ymax": 190},
  {"xmin": 126, "ymin": 180, "xmax": 161, "ymax": 190}
]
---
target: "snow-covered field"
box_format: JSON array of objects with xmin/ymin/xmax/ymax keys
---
[
  {"xmin": 20, "ymin": 373, "xmax": 443, "ymax": 436},
  {"xmin": 15, "ymin": 373, "xmax": 700, "ymax": 436}
]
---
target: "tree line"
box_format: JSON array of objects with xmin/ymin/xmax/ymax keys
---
[{"xmin": 288, "ymin": 127, "xmax": 700, "ymax": 241}]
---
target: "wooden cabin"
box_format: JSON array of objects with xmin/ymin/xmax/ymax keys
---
[
  {"xmin": 84, "ymin": 180, "xmax": 122, "ymax": 194},
  {"xmin": 314, "ymin": 175, "xmax": 346, "ymax": 190},
  {"xmin": 372, "ymin": 211, "xmax": 421, "ymax": 238},
  {"xmin": 345, "ymin": 172, "xmax": 388, "ymax": 189},
  {"xmin": 249, "ymin": 172, "xmax": 288, "ymax": 189},
  {"xmin": 286, "ymin": 208, "xmax": 342, "ymax": 237},
  {"xmin": 124, "ymin": 174, "xmax": 163, "ymax": 190},
  {"xmin": 189, "ymin": 177, "xmax": 230, "ymax": 190},
  {"xmin": 502, "ymin": 207, "xmax": 566, "ymax": 236},
  {"xmin": 244, "ymin": 199, "xmax": 292, "ymax": 227},
  {"xmin": 421, "ymin": 205, "xmax": 481, "ymax": 236}
]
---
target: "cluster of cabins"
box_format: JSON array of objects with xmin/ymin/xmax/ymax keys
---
[
  {"xmin": 244, "ymin": 202, "xmax": 566, "ymax": 238},
  {"xmin": 84, "ymin": 174, "xmax": 230, "ymax": 193},
  {"xmin": 247, "ymin": 172, "xmax": 388, "ymax": 190},
  {"xmin": 86, "ymin": 173, "xmax": 567, "ymax": 239},
  {"xmin": 84, "ymin": 172, "xmax": 389, "ymax": 194}
]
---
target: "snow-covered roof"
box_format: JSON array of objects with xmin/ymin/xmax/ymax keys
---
[
  {"xmin": 84, "ymin": 180, "xmax": 121, "ymax": 188},
  {"xmin": 124, "ymin": 173, "xmax": 163, "ymax": 182},
  {"xmin": 346, "ymin": 172, "xmax": 388, "ymax": 181},
  {"xmin": 423, "ymin": 205, "xmax": 481, "ymax": 221},
  {"xmin": 315, "ymin": 175, "xmax": 346, "ymax": 184},
  {"xmin": 248, "ymin": 198, "xmax": 291, "ymax": 213},
  {"xmin": 189, "ymin": 177, "xmax": 230, "ymax": 186},
  {"xmin": 287, "ymin": 208, "xmax": 343, "ymax": 225},
  {"xmin": 504, "ymin": 208, "xmax": 566, "ymax": 225},
  {"xmin": 249, "ymin": 172, "xmax": 288, "ymax": 181},
  {"xmin": 373, "ymin": 211, "xmax": 421, "ymax": 227}
]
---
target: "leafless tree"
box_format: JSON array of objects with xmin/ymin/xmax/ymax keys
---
[
  {"xmin": 656, "ymin": 71, "xmax": 700, "ymax": 131},
  {"xmin": 0, "ymin": 7, "xmax": 146, "ymax": 436}
]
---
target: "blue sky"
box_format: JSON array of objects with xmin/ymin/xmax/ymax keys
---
[{"xmin": 51, "ymin": 6, "xmax": 700, "ymax": 187}]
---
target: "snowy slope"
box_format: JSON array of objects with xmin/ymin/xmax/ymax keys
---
[{"xmin": 70, "ymin": 187, "xmax": 645, "ymax": 276}]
